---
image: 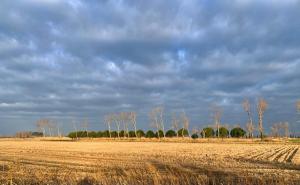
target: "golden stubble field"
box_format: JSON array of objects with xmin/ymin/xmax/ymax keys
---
[{"xmin": 0, "ymin": 139, "xmax": 299, "ymax": 185}]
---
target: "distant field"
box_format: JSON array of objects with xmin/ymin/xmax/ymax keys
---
[{"xmin": 0, "ymin": 139, "xmax": 299, "ymax": 185}]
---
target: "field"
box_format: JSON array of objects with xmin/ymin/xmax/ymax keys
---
[{"xmin": 0, "ymin": 139, "xmax": 300, "ymax": 185}]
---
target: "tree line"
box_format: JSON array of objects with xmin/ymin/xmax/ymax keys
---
[
  {"xmin": 67, "ymin": 127, "xmax": 248, "ymax": 139},
  {"xmin": 35, "ymin": 98, "xmax": 300, "ymax": 139}
]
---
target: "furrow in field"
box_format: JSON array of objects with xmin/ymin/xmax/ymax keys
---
[
  {"xmin": 271, "ymin": 147, "xmax": 292, "ymax": 162},
  {"xmin": 265, "ymin": 146, "xmax": 287, "ymax": 161},
  {"xmin": 278, "ymin": 147, "xmax": 296, "ymax": 163},
  {"xmin": 237, "ymin": 148, "xmax": 262, "ymax": 158},
  {"xmin": 263, "ymin": 147, "xmax": 289, "ymax": 161},
  {"xmin": 249, "ymin": 150, "xmax": 273, "ymax": 160},
  {"xmin": 290, "ymin": 147, "xmax": 300, "ymax": 164},
  {"xmin": 258, "ymin": 146, "xmax": 288, "ymax": 161}
]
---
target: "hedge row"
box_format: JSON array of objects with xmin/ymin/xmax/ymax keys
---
[{"xmin": 68, "ymin": 127, "xmax": 246, "ymax": 138}]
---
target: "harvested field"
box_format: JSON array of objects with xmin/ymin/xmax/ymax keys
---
[{"xmin": 0, "ymin": 139, "xmax": 299, "ymax": 185}]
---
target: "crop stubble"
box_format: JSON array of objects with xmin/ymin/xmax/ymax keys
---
[{"xmin": 0, "ymin": 140, "xmax": 299, "ymax": 184}]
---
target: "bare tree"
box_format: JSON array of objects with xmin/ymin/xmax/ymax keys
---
[
  {"xmin": 36, "ymin": 120, "xmax": 42, "ymax": 134},
  {"xmin": 149, "ymin": 107, "xmax": 165, "ymax": 138},
  {"xmin": 52, "ymin": 121, "xmax": 61, "ymax": 137},
  {"xmin": 104, "ymin": 114, "xmax": 112, "ymax": 138},
  {"xmin": 129, "ymin": 112, "xmax": 137, "ymax": 137},
  {"xmin": 271, "ymin": 122, "xmax": 289, "ymax": 138},
  {"xmin": 158, "ymin": 107, "xmax": 165, "ymax": 138},
  {"xmin": 42, "ymin": 119, "xmax": 51, "ymax": 137},
  {"xmin": 181, "ymin": 111, "xmax": 190, "ymax": 137},
  {"xmin": 125, "ymin": 112, "xmax": 130, "ymax": 137},
  {"xmin": 171, "ymin": 113, "xmax": 179, "ymax": 137},
  {"xmin": 257, "ymin": 98, "xmax": 268, "ymax": 139},
  {"xmin": 81, "ymin": 119, "xmax": 89, "ymax": 137},
  {"xmin": 201, "ymin": 127, "xmax": 206, "ymax": 138},
  {"xmin": 120, "ymin": 112, "xmax": 129, "ymax": 138},
  {"xmin": 36, "ymin": 119, "xmax": 47, "ymax": 137},
  {"xmin": 57, "ymin": 125, "xmax": 61, "ymax": 137},
  {"xmin": 113, "ymin": 113, "xmax": 121, "ymax": 138},
  {"xmin": 282, "ymin": 122, "xmax": 289, "ymax": 138},
  {"xmin": 271, "ymin": 123, "xmax": 280, "ymax": 137},
  {"xmin": 246, "ymin": 122, "xmax": 255, "ymax": 138},
  {"xmin": 212, "ymin": 105, "xmax": 222, "ymax": 138},
  {"xmin": 47, "ymin": 120, "xmax": 54, "ymax": 137},
  {"xmin": 243, "ymin": 99, "xmax": 254, "ymax": 138},
  {"xmin": 149, "ymin": 108, "xmax": 161, "ymax": 139},
  {"xmin": 72, "ymin": 119, "xmax": 78, "ymax": 140}
]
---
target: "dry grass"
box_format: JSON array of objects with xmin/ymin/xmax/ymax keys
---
[{"xmin": 0, "ymin": 139, "xmax": 299, "ymax": 185}]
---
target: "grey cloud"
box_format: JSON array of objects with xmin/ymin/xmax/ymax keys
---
[{"xmin": 0, "ymin": 0, "xmax": 299, "ymax": 135}]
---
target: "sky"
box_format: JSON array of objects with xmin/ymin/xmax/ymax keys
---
[{"xmin": 0, "ymin": 0, "xmax": 300, "ymax": 135}]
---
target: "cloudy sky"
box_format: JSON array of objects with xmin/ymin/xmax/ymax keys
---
[{"xmin": 0, "ymin": 0, "xmax": 300, "ymax": 135}]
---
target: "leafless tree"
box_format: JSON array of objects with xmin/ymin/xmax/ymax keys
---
[
  {"xmin": 171, "ymin": 113, "xmax": 179, "ymax": 137},
  {"xmin": 47, "ymin": 120, "xmax": 55, "ymax": 137},
  {"xmin": 282, "ymin": 122, "xmax": 289, "ymax": 138},
  {"xmin": 104, "ymin": 114, "xmax": 112, "ymax": 138},
  {"xmin": 271, "ymin": 122, "xmax": 289, "ymax": 138},
  {"xmin": 57, "ymin": 125, "xmax": 61, "ymax": 137},
  {"xmin": 246, "ymin": 122, "xmax": 255, "ymax": 138},
  {"xmin": 243, "ymin": 99, "xmax": 254, "ymax": 138},
  {"xmin": 212, "ymin": 105, "xmax": 222, "ymax": 138},
  {"xmin": 257, "ymin": 98, "xmax": 268, "ymax": 139},
  {"xmin": 81, "ymin": 119, "xmax": 89, "ymax": 137},
  {"xmin": 36, "ymin": 120, "xmax": 42, "ymax": 134},
  {"xmin": 44, "ymin": 119, "xmax": 51, "ymax": 136},
  {"xmin": 36, "ymin": 119, "xmax": 47, "ymax": 137},
  {"xmin": 16, "ymin": 131, "xmax": 32, "ymax": 138},
  {"xmin": 149, "ymin": 107, "xmax": 165, "ymax": 138},
  {"xmin": 271, "ymin": 123, "xmax": 280, "ymax": 137},
  {"xmin": 129, "ymin": 112, "xmax": 137, "ymax": 137},
  {"xmin": 52, "ymin": 121, "xmax": 61, "ymax": 137},
  {"xmin": 72, "ymin": 119, "xmax": 78, "ymax": 139},
  {"xmin": 158, "ymin": 107, "xmax": 165, "ymax": 138},
  {"xmin": 181, "ymin": 111, "xmax": 190, "ymax": 137},
  {"xmin": 149, "ymin": 108, "xmax": 160, "ymax": 139},
  {"xmin": 201, "ymin": 127, "xmax": 206, "ymax": 138},
  {"xmin": 113, "ymin": 113, "xmax": 121, "ymax": 138},
  {"xmin": 120, "ymin": 112, "xmax": 129, "ymax": 138}
]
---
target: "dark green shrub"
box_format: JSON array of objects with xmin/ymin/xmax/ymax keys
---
[
  {"xmin": 96, "ymin": 131, "xmax": 103, "ymax": 137},
  {"xmin": 119, "ymin": 130, "xmax": 125, "ymax": 137},
  {"xmin": 129, "ymin": 131, "xmax": 136, "ymax": 137},
  {"xmin": 88, "ymin": 131, "xmax": 97, "ymax": 138},
  {"xmin": 76, "ymin": 131, "xmax": 86, "ymax": 137},
  {"xmin": 136, "ymin": 130, "xmax": 145, "ymax": 137},
  {"xmin": 230, "ymin": 127, "xmax": 246, "ymax": 138},
  {"xmin": 216, "ymin": 127, "xmax": 229, "ymax": 138},
  {"xmin": 156, "ymin": 130, "xmax": 164, "ymax": 138},
  {"xmin": 102, "ymin": 130, "xmax": 110, "ymax": 137},
  {"xmin": 178, "ymin": 128, "xmax": 189, "ymax": 137},
  {"xmin": 191, "ymin": 133, "xmax": 199, "ymax": 139},
  {"xmin": 201, "ymin": 127, "xmax": 215, "ymax": 138},
  {"xmin": 146, "ymin": 130, "xmax": 155, "ymax": 138},
  {"xmin": 68, "ymin": 132, "xmax": 77, "ymax": 138},
  {"xmin": 110, "ymin": 131, "xmax": 118, "ymax": 138},
  {"xmin": 32, "ymin": 132, "xmax": 43, "ymax": 137},
  {"xmin": 166, "ymin": 130, "xmax": 176, "ymax": 137}
]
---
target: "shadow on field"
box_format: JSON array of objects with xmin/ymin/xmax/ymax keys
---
[
  {"xmin": 147, "ymin": 159, "xmax": 300, "ymax": 185},
  {"xmin": 234, "ymin": 157, "xmax": 300, "ymax": 171}
]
